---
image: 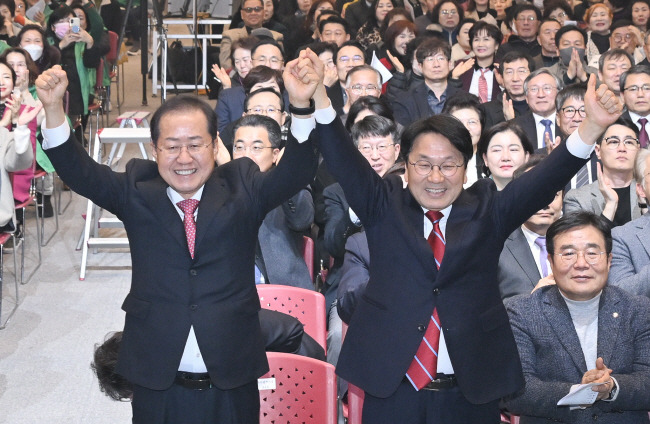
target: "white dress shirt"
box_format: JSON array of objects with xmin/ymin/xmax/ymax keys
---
[
  {"xmin": 521, "ymin": 224, "xmax": 550, "ymax": 278},
  {"xmin": 533, "ymin": 112, "xmax": 557, "ymax": 150},
  {"xmin": 469, "ymin": 67, "xmax": 494, "ymax": 102}
]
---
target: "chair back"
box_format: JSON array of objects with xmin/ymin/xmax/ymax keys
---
[
  {"xmin": 257, "ymin": 284, "xmax": 327, "ymax": 352},
  {"xmin": 95, "ymin": 58, "xmax": 105, "ymax": 88},
  {"xmin": 302, "ymin": 235, "xmax": 314, "ymax": 281},
  {"xmin": 259, "ymin": 352, "xmax": 337, "ymax": 424},
  {"xmin": 106, "ymin": 31, "xmax": 119, "ymax": 65}
]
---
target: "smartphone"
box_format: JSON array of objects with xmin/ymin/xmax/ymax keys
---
[{"xmin": 70, "ymin": 17, "xmax": 80, "ymax": 33}]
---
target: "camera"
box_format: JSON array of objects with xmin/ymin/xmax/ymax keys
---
[{"xmin": 69, "ymin": 17, "xmax": 80, "ymax": 33}]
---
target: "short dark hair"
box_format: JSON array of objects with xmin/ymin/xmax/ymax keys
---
[
  {"xmin": 345, "ymin": 96, "xmax": 396, "ymax": 132},
  {"xmin": 251, "ymin": 39, "xmax": 285, "ymax": 61},
  {"xmin": 0, "ymin": 47, "xmax": 38, "ymax": 85},
  {"xmin": 441, "ymin": 92, "xmax": 485, "ymax": 129},
  {"xmin": 244, "ymin": 87, "xmax": 285, "ymax": 112},
  {"xmin": 513, "ymin": 3, "xmax": 542, "ymax": 21},
  {"xmin": 610, "ymin": 19, "xmax": 634, "ymax": 34},
  {"xmin": 555, "ymin": 82, "xmax": 586, "ymax": 111},
  {"xmin": 431, "ymin": 0, "xmax": 464, "ymax": 24},
  {"xmin": 150, "ymin": 95, "xmax": 217, "ymax": 145},
  {"xmin": 242, "ymin": 65, "xmax": 284, "ymax": 94},
  {"xmin": 512, "ymin": 154, "xmax": 547, "ymax": 179},
  {"xmin": 598, "ymin": 48, "xmax": 633, "ymax": 73},
  {"xmin": 499, "ymin": 51, "xmax": 535, "ymax": 75},
  {"xmin": 47, "ymin": 5, "xmax": 74, "ymax": 38},
  {"xmin": 416, "ymin": 37, "xmax": 451, "ymax": 63},
  {"xmin": 318, "ymin": 15, "xmax": 350, "ymax": 35},
  {"xmin": 299, "ymin": 41, "xmax": 338, "ymax": 61},
  {"xmin": 546, "ymin": 211, "xmax": 612, "ymax": 255},
  {"xmin": 336, "ymin": 40, "xmax": 366, "ymax": 62},
  {"xmin": 477, "ymin": 121, "xmax": 534, "ymax": 177},
  {"xmin": 468, "ymin": 21, "xmax": 502, "ymax": 48},
  {"xmin": 232, "ymin": 114, "xmax": 283, "ymax": 149},
  {"xmin": 345, "ymin": 64, "xmax": 382, "ymax": 86},
  {"xmin": 554, "ymin": 24, "xmax": 587, "ymax": 48},
  {"xmin": 620, "ymin": 64, "xmax": 650, "ymax": 94},
  {"xmin": 542, "ymin": 0, "xmax": 574, "ymax": 20},
  {"xmin": 351, "ymin": 115, "xmax": 400, "ymax": 146},
  {"xmin": 0, "ymin": 0, "xmax": 15, "ymax": 17},
  {"xmin": 91, "ymin": 331, "xmax": 133, "ymax": 401},
  {"xmin": 384, "ymin": 20, "xmax": 417, "ymax": 54},
  {"xmin": 597, "ymin": 117, "xmax": 639, "ymax": 145},
  {"xmin": 401, "ymin": 115, "xmax": 473, "ymax": 166}
]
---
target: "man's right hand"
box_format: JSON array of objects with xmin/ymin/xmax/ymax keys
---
[{"xmin": 35, "ymin": 65, "xmax": 68, "ymax": 128}]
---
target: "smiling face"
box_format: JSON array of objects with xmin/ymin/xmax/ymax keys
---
[
  {"xmin": 375, "ymin": 0, "xmax": 394, "ymax": 24},
  {"xmin": 525, "ymin": 73, "xmax": 558, "ymax": 117},
  {"xmin": 394, "ymin": 28, "xmax": 415, "ymax": 55},
  {"xmin": 472, "ymin": 29, "xmax": 498, "ymax": 61},
  {"xmin": 232, "ymin": 125, "xmax": 279, "ymax": 172},
  {"xmin": 588, "ymin": 5, "xmax": 611, "ymax": 34},
  {"xmin": 241, "ymin": 0, "xmax": 264, "ymax": 28},
  {"xmin": 502, "ymin": 58, "xmax": 530, "ymax": 99},
  {"xmin": 357, "ymin": 134, "xmax": 400, "ymax": 177},
  {"xmin": 405, "ymin": 133, "xmax": 467, "ymax": 211},
  {"xmin": 550, "ymin": 225, "xmax": 610, "ymax": 302},
  {"xmin": 598, "ymin": 55, "xmax": 631, "ymax": 95},
  {"xmin": 0, "ymin": 62, "xmax": 14, "ymax": 101},
  {"xmin": 19, "ymin": 29, "xmax": 43, "ymax": 49},
  {"xmin": 558, "ymin": 96, "xmax": 585, "ymax": 136},
  {"xmin": 150, "ymin": 109, "xmax": 218, "ymax": 200},
  {"xmin": 336, "ymin": 45, "xmax": 365, "ymax": 82},
  {"xmin": 482, "ymin": 130, "xmax": 529, "ymax": 188}
]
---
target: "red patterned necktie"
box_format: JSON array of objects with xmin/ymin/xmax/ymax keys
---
[
  {"xmin": 405, "ymin": 210, "xmax": 445, "ymax": 390},
  {"xmin": 177, "ymin": 199, "xmax": 200, "ymax": 258},
  {"xmin": 478, "ymin": 68, "xmax": 488, "ymax": 103}
]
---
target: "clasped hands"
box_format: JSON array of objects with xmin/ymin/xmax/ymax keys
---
[{"xmin": 582, "ymin": 357, "xmax": 615, "ymax": 403}]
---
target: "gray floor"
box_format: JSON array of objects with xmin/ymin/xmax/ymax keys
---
[{"xmin": 0, "ymin": 49, "xmax": 203, "ymax": 423}]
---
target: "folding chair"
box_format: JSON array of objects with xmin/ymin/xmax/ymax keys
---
[
  {"xmin": 257, "ymin": 284, "xmax": 327, "ymax": 353},
  {"xmin": 33, "ymin": 169, "xmax": 59, "ymax": 246},
  {"xmin": 87, "ymin": 58, "xmax": 107, "ymax": 146},
  {"xmin": 15, "ymin": 186, "xmax": 42, "ymax": 285},
  {"xmin": 0, "ymin": 232, "xmax": 19, "ymax": 329},
  {"xmin": 259, "ymin": 352, "xmax": 337, "ymax": 424},
  {"xmin": 106, "ymin": 31, "xmax": 123, "ymax": 115},
  {"xmin": 342, "ymin": 322, "xmax": 364, "ymax": 424}
]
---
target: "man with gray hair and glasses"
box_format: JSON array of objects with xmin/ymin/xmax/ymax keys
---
[{"xmin": 620, "ymin": 64, "xmax": 650, "ymax": 148}]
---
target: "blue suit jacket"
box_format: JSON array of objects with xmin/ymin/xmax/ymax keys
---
[
  {"xmin": 316, "ymin": 116, "xmax": 587, "ymax": 402},
  {"xmin": 609, "ymin": 213, "xmax": 650, "ymax": 297},
  {"xmin": 504, "ymin": 286, "xmax": 650, "ymax": 423}
]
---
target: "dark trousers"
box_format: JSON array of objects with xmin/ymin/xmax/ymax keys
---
[
  {"xmin": 132, "ymin": 379, "xmax": 259, "ymax": 424},
  {"xmin": 362, "ymin": 379, "xmax": 500, "ymax": 424}
]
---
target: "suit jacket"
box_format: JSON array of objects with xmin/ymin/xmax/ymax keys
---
[
  {"xmin": 0, "ymin": 126, "xmax": 33, "ymax": 228},
  {"xmin": 564, "ymin": 180, "xmax": 641, "ymax": 223},
  {"xmin": 337, "ymin": 230, "xmax": 369, "ymax": 324},
  {"xmin": 457, "ymin": 66, "xmax": 502, "ymax": 103},
  {"xmin": 609, "ymin": 213, "xmax": 650, "ymax": 297},
  {"xmin": 218, "ymin": 27, "xmax": 284, "ymax": 69},
  {"xmin": 504, "ymin": 285, "xmax": 650, "ymax": 423},
  {"xmin": 326, "ymin": 83, "xmax": 345, "ymax": 117},
  {"xmin": 45, "ymin": 127, "xmax": 318, "ymax": 391},
  {"xmin": 216, "ymin": 87, "xmax": 291, "ymax": 135},
  {"xmin": 389, "ymin": 80, "xmax": 461, "ymax": 127},
  {"xmin": 513, "ymin": 111, "xmax": 562, "ymax": 150},
  {"xmin": 258, "ymin": 188, "xmax": 314, "ymax": 289},
  {"xmin": 498, "ymin": 227, "xmax": 541, "ymax": 300},
  {"xmin": 316, "ymin": 116, "xmax": 587, "ymax": 402},
  {"xmin": 480, "ymin": 95, "xmax": 530, "ymax": 130}
]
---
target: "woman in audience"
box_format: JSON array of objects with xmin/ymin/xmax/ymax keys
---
[
  {"xmin": 303, "ymin": 41, "xmax": 338, "ymax": 87},
  {"xmin": 286, "ymin": 0, "xmax": 335, "ymax": 58},
  {"xmin": 464, "ymin": 0, "xmax": 498, "ymax": 25},
  {"xmin": 345, "ymin": 95, "xmax": 397, "ymax": 132},
  {"xmin": 584, "ymin": 3, "xmax": 612, "ymax": 62},
  {"xmin": 629, "ymin": 0, "xmax": 650, "ymax": 35},
  {"xmin": 212, "ymin": 36, "xmax": 258, "ymax": 90},
  {"xmin": 489, "ymin": 0, "xmax": 512, "ymax": 32},
  {"xmin": 371, "ymin": 20, "xmax": 416, "ymax": 82},
  {"xmin": 262, "ymin": 0, "xmax": 288, "ymax": 38},
  {"xmin": 477, "ymin": 120, "xmax": 534, "ymax": 190},
  {"xmin": 379, "ymin": 8, "xmax": 412, "ymax": 36},
  {"xmin": 450, "ymin": 18, "xmax": 475, "ymax": 65},
  {"xmin": 0, "ymin": 0, "xmax": 21, "ymax": 45},
  {"xmin": 355, "ymin": 0, "xmax": 395, "ymax": 49},
  {"xmin": 543, "ymin": 0, "xmax": 574, "ymax": 25},
  {"xmin": 17, "ymin": 25, "xmax": 60, "ymax": 74},
  {"xmin": 430, "ymin": 0, "xmax": 463, "ymax": 44},
  {"xmin": 442, "ymin": 93, "xmax": 484, "ymax": 187},
  {"xmin": 46, "ymin": 5, "xmax": 100, "ymax": 137}
]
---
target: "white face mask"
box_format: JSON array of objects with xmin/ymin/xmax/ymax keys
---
[{"xmin": 23, "ymin": 44, "xmax": 43, "ymax": 61}]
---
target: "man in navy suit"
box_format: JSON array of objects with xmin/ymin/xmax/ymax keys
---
[
  {"xmin": 303, "ymin": 45, "xmax": 623, "ymax": 422},
  {"xmin": 35, "ymin": 60, "xmax": 320, "ymax": 423},
  {"xmin": 504, "ymin": 212, "xmax": 650, "ymax": 423}
]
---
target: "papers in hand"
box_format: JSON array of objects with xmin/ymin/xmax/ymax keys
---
[{"xmin": 557, "ymin": 382, "xmax": 606, "ymax": 406}]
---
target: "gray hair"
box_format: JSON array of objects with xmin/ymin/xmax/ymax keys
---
[
  {"xmin": 635, "ymin": 148, "xmax": 650, "ymax": 185},
  {"xmin": 345, "ymin": 65, "xmax": 383, "ymax": 87},
  {"xmin": 523, "ymin": 68, "xmax": 563, "ymax": 95}
]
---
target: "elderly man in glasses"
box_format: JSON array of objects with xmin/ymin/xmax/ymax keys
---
[
  {"xmin": 504, "ymin": 211, "xmax": 650, "ymax": 423},
  {"xmin": 342, "ymin": 64, "xmax": 382, "ymax": 120},
  {"xmin": 564, "ymin": 118, "xmax": 643, "ymax": 228}
]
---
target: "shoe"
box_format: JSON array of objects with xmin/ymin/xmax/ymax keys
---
[
  {"xmin": 127, "ymin": 40, "xmax": 141, "ymax": 56},
  {"xmin": 5, "ymin": 225, "xmax": 23, "ymax": 251},
  {"xmin": 125, "ymin": 38, "xmax": 133, "ymax": 46},
  {"xmin": 36, "ymin": 193, "xmax": 54, "ymax": 218}
]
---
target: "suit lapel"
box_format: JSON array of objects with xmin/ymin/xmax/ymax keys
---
[
  {"xmin": 507, "ymin": 228, "xmax": 541, "ymax": 287},
  {"xmin": 194, "ymin": 172, "xmax": 229, "ymax": 254},
  {"xmin": 543, "ymin": 288, "xmax": 589, "ymax": 373},
  {"xmin": 636, "ymin": 215, "xmax": 650, "ymax": 259},
  {"xmin": 402, "ymin": 188, "xmax": 438, "ymax": 277},
  {"xmin": 442, "ymin": 190, "xmax": 473, "ymax": 274},
  {"xmin": 629, "ymin": 184, "xmax": 640, "ymax": 218},
  {"xmin": 597, "ymin": 288, "xmax": 622, "ymax": 366},
  {"xmin": 138, "ymin": 176, "xmax": 188, "ymax": 253}
]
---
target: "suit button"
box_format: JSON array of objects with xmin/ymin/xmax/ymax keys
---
[
  {"xmin": 189, "ymin": 269, "xmax": 197, "ymax": 276},
  {"xmin": 417, "ymin": 324, "xmax": 425, "ymax": 332},
  {"xmin": 433, "ymin": 288, "xmax": 440, "ymax": 295},
  {"xmin": 190, "ymin": 304, "xmax": 198, "ymax": 310}
]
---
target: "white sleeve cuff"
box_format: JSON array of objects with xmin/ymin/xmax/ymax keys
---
[
  {"xmin": 314, "ymin": 104, "xmax": 337, "ymax": 125},
  {"xmin": 565, "ymin": 129, "xmax": 595, "ymax": 159},
  {"xmin": 290, "ymin": 115, "xmax": 316, "ymax": 143},
  {"xmin": 603, "ymin": 377, "xmax": 619, "ymax": 402},
  {"xmin": 41, "ymin": 119, "xmax": 70, "ymax": 149}
]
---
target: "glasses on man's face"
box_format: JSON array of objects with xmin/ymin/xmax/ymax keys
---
[
  {"xmin": 423, "ymin": 55, "xmax": 448, "ymax": 64},
  {"xmin": 561, "ymin": 106, "xmax": 586, "ymax": 118},
  {"xmin": 350, "ymin": 84, "xmax": 380, "ymax": 94},
  {"xmin": 338, "ymin": 55, "xmax": 364, "ymax": 64},
  {"xmin": 247, "ymin": 105, "xmax": 281, "ymax": 115},
  {"xmin": 358, "ymin": 143, "xmax": 394, "ymax": 155},
  {"xmin": 157, "ymin": 143, "xmax": 213, "ymax": 158},
  {"xmin": 554, "ymin": 249, "xmax": 606, "ymax": 265},
  {"xmin": 603, "ymin": 136, "xmax": 640, "ymax": 150},
  {"xmin": 440, "ymin": 9, "xmax": 457, "ymax": 15},
  {"xmin": 242, "ymin": 6, "xmax": 263, "ymax": 13},
  {"xmin": 613, "ymin": 33, "xmax": 632, "ymax": 42},
  {"xmin": 253, "ymin": 56, "xmax": 282, "ymax": 65},
  {"xmin": 409, "ymin": 160, "xmax": 463, "ymax": 177},
  {"xmin": 623, "ymin": 84, "xmax": 650, "ymax": 93},
  {"xmin": 503, "ymin": 68, "xmax": 530, "ymax": 77},
  {"xmin": 516, "ymin": 15, "xmax": 537, "ymax": 22},
  {"xmin": 527, "ymin": 85, "xmax": 556, "ymax": 95},
  {"xmin": 232, "ymin": 144, "xmax": 275, "ymax": 155}
]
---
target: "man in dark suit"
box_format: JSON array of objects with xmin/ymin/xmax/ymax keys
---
[
  {"xmin": 305, "ymin": 42, "xmax": 623, "ymax": 422},
  {"xmin": 498, "ymin": 157, "xmax": 563, "ymax": 300},
  {"xmin": 35, "ymin": 61, "xmax": 319, "ymax": 423},
  {"xmin": 479, "ymin": 51, "xmax": 533, "ymax": 129},
  {"xmin": 513, "ymin": 68, "xmax": 564, "ymax": 150},
  {"xmin": 390, "ymin": 38, "xmax": 461, "ymax": 127},
  {"xmin": 327, "ymin": 41, "xmax": 366, "ymax": 116},
  {"xmin": 504, "ymin": 212, "xmax": 650, "ymax": 423},
  {"xmin": 620, "ymin": 64, "xmax": 650, "ymax": 146}
]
